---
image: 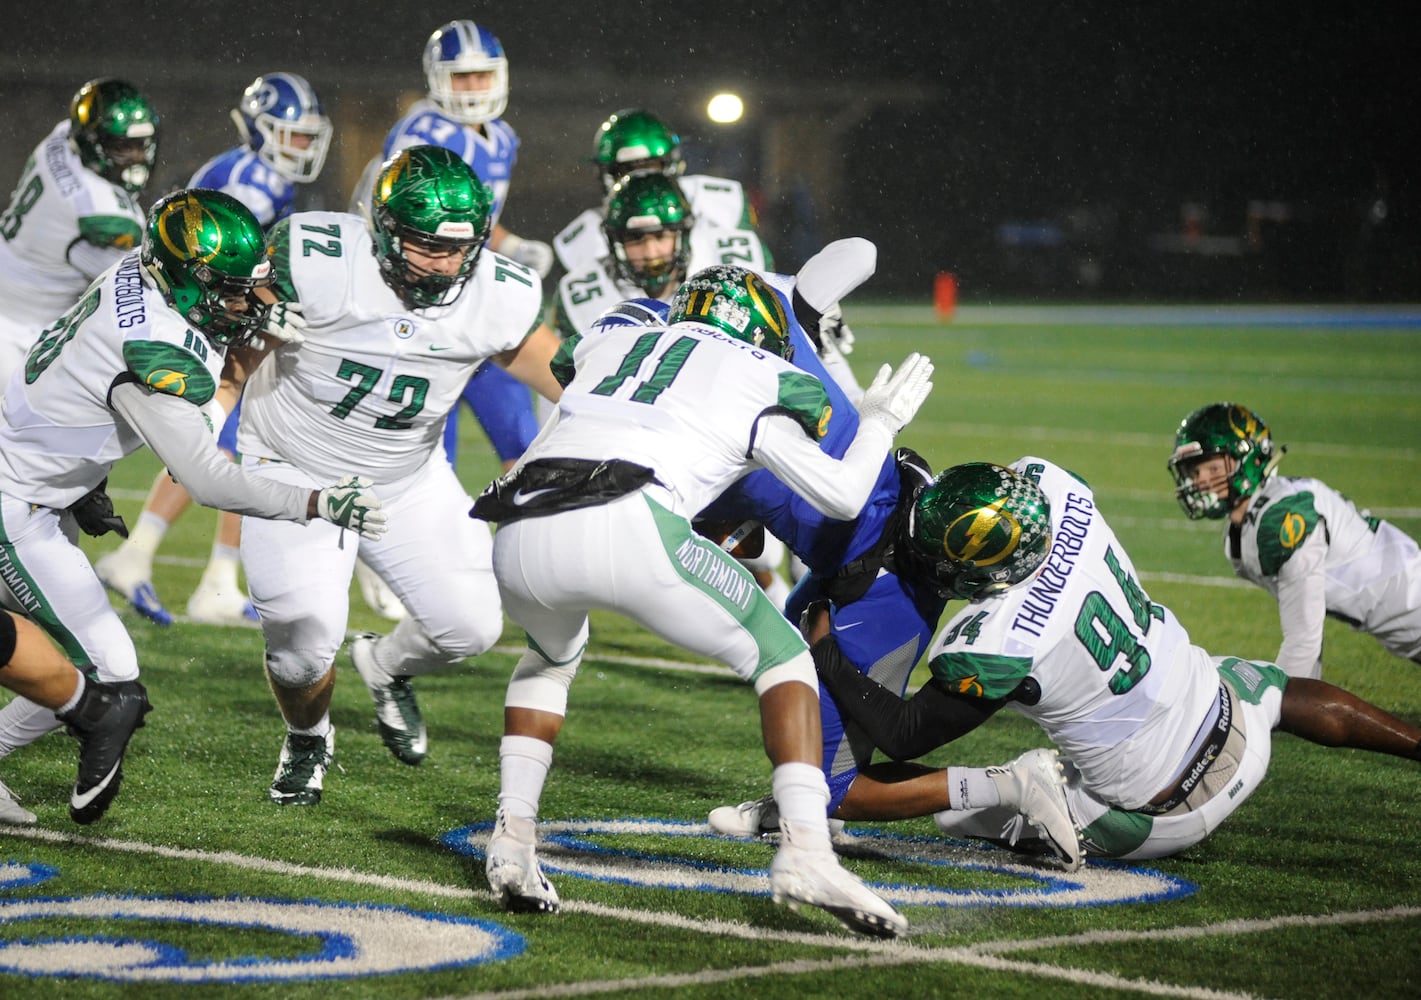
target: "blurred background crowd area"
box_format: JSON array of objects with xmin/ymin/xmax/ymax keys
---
[{"xmin": 3, "ymin": 2, "xmax": 1415, "ymax": 301}]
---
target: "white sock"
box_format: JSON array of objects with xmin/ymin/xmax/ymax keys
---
[
  {"xmin": 289, "ymin": 714, "xmax": 332, "ymax": 738},
  {"xmin": 945, "ymin": 766, "xmax": 1003, "ymax": 810},
  {"xmin": 0, "ymin": 698, "xmax": 63, "ymax": 755},
  {"xmin": 499, "ymin": 734, "xmax": 553, "ymax": 821},
  {"xmin": 126, "ymin": 512, "xmax": 171, "ymax": 561},
  {"xmin": 772, "ymin": 761, "xmax": 832, "ymax": 852},
  {"xmin": 201, "ymin": 544, "xmax": 242, "ymax": 589}
]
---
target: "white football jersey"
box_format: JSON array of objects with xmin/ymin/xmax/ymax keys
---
[
  {"xmin": 1225, "ymin": 474, "xmax": 1421, "ymax": 673},
  {"xmin": 926, "ymin": 457, "xmax": 1218, "ymax": 810},
  {"xmin": 0, "ymin": 121, "xmax": 146, "ymax": 329},
  {"xmin": 554, "ymin": 223, "xmax": 771, "ymax": 338},
  {"xmin": 527, "ymin": 320, "xmax": 831, "ymax": 517},
  {"xmin": 0, "ymin": 253, "xmax": 224, "ymax": 508},
  {"xmin": 552, "ymin": 174, "xmax": 756, "ymax": 272},
  {"xmin": 238, "ymin": 211, "xmax": 544, "ymax": 483}
]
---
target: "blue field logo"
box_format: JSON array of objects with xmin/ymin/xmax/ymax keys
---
[{"xmin": 442, "ymin": 818, "xmax": 1196, "ymax": 908}]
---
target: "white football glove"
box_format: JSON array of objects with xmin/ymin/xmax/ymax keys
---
[
  {"xmin": 315, "ymin": 475, "xmax": 388, "ymax": 541},
  {"xmin": 500, "ymin": 234, "xmax": 555, "ymax": 278},
  {"xmin": 262, "ymin": 301, "xmax": 307, "ymax": 346},
  {"xmin": 858, "ymin": 353, "xmax": 934, "ymax": 435},
  {"xmin": 818, "ymin": 302, "xmax": 855, "ymax": 356}
]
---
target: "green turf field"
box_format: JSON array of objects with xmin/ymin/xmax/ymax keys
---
[{"xmin": 2, "ymin": 303, "xmax": 1419, "ymax": 998}]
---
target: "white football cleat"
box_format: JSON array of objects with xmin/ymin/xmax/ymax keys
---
[
  {"xmin": 185, "ymin": 577, "xmax": 260, "ymax": 626},
  {"xmin": 486, "ymin": 810, "xmax": 560, "ymax": 913},
  {"xmin": 350, "ymin": 633, "xmax": 427, "ymax": 765},
  {"xmin": 0, "ymin": 779, "xmax": 36, "ymax": 825},
  {"xmin": 354, "ymin": 559, "xmax": 408, "ymax": 621},
  {"xmin": 770, "ymin": 828, "xmax": 906, "ymax": 938},
  {"xmin": 991, "ymin": 748, "xmax": 1083, "ymax": 871},
  {"xmin": 709, "ymin": 795, "xmax": 850, "ymax": 844}
]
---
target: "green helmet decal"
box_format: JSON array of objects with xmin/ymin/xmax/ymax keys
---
[
  {"xmin": 592, "ymin": 108, "xmax": 683, "ymax": 191},
  {"xmin": 371, "ymin": 145, "xmax": 492, "ymax": 308},
  {"xmin": 904, "ymin": 463, "xmax": 1052, "ymax": 600},
  {"xmin": 1167, "ymin": 402, "xmax": 1283, "ymax": 520},
  {"xmin": 69, "ymin": 78, "xmax": 159, "ymax": 194},
  {"xmin": 602, "ymin": 172, "xmax": 694, "ymax": 297},
  {"xmin": 668, "ymin": 264, "xmax": 793, "ymax": 360},
  {"xmin": 141, "ymin": 188, "xmax": 273, "ymax": 347}
]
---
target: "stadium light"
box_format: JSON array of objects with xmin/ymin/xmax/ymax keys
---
[{"xmin": 706, "ymin": 92, "xmax": 744, "ymax": 125}]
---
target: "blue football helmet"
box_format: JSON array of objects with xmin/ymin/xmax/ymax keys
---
[
  {"xmin": 589, "ymin": 297, "xmax": 671, "ymax": 335},
  {"xmin": 423, "ymin": 21, "xmax": 509, "ymax": 124},
  {"xmin": 231, "ymin": 72, "xmax": 332, "ymax": 183}
]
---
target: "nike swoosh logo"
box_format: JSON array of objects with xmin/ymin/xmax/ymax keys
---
[
  {"xmin": 834, "ymin": 621, "xmax": 864, "ymax": 632},
  {"xmin": 72, "ymin": 762, "xmax": 121, "ymax": 811},
  {"xmin": 510, "ymin": 487, "xmax": 558, "ymax": 506},
  {"xmin": 429, "ymin": 345, "xmax": 452, "ymax": 352}
]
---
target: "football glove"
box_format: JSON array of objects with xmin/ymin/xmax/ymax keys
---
[
  {"xmin": 315, "ymin": 475, "xmax": 388, "ymax": 541},
  {"xmin": 818, "ymin": 303, "xmax": 855, "ymax": 356},
  {"xmin": 500, "ymin": 234, "xmax": 555, "ymax": 278},
  {"xmin": 858, "ymin": 353, "xmax": 934, "ymax": 435},
  {"xmin": 262, "ymin": 301, "xmax": 308, "ymax": 346}
]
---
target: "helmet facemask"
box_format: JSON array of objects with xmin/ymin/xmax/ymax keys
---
[{"xmin": 1168, "ymin": 403, "xmax": 1283, "ymax": 520}]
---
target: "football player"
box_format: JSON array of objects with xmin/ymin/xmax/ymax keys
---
[
  {"xmin": 235, "ymin": 145, "xmax": 562, "ymax": 806},
  {"xmin": 803, "ymin": 460, "xmax": 1421, "ymax": 862},
  {"xmin": 96, "ymin": 72, "xmax": 336, "ymax": 628},
  {"xmin": 347, "ymin": 21, "xmax": 550, "ymax": 620},
  {"xmin": 469, "ymin": 264, "xmax": 933, "ymax": 937},
  {"xmin": 0, "ymin": 189, "xmax": 385, "ymax": 820},
  {"xmin": 0, "ymin": 79, "xmax": 157, "ymax": 381},
  {"xmin": 1169, "ymin": 402, "xmax": 1421, "ymax": 677}
]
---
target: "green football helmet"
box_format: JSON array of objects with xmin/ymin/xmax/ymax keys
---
[
  {"xmin": 592, "ymin": 108, "xmax": 684, "ymax": 192},
  {"xmin": 602, "ymin": 172, "xmax": 694, "ymax": 297},
  {"xmin": 1168, "ymin": 402, "xmax": 1283, "ymax": 520},
  {"xmin": 901, "ymin": 463, "xmax": 1052, "ymax": 601},
  {"xmin": 668, "ymin": 264, "xmax": 793, "ymax": 360},
  {"xmin": 141, "ymin": 189, "xmax": 273, "ymax": 347},
  {"xmin": 69, "ymin": 78, "xmax": 159, "ymax": 194},
  {"xmin": 370, "ymin": 145, "xmax": 492, "ymax": 308}
]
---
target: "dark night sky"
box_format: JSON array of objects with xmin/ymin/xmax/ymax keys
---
[{"xmin": 5, "ymin": 2, "xmax": 1416, "ymax": 298}]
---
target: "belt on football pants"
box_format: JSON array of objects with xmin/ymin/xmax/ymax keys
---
[{"xmin": 1138, "ymin": 682, "xmax": 1234, "ymax": 816}]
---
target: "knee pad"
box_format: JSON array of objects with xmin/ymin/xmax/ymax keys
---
[
  {"xmin": 0, "ymin": 610, "xmax": 16, "ymax": 667},
  {"xmin": 504, "ymin": 648, "xmax": 582, "ymax": 716},
  {"xmin": 264, "ymin": 645, "xmax": 332, "ymax": 689}
]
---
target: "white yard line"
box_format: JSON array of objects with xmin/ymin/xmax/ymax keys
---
[{"xmin": 5, "ymin": 825, "xmax": 1416, "ymax": 999}]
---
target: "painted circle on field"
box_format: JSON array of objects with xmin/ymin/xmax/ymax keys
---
[
  {"xmin": 0, "ymin": 862, "xmax": 58, "ymax": 892},
  {"xmin": 441, "ymin": 818, "xmax": 1195, "ymax": 908},
  {"xmin": 0, "ymin": 895, "xmax": 524, "ymax": 983}
]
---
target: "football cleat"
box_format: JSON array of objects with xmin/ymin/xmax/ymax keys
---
[
  {"xmin": 95, "ymin": 551, "xmax": 173, "ymax": 627},
  {"xmin": 485, "ymin": 809, "xmax": 560, "ymax": 913},
  {"xmin": 57, "ymin": 678, "xmax": 152, "ymax": 824},
  {"xmin": 269, "ymin": 728, "xmax": 334, "ymax": 806},
  {"xmin": 185, "ymin": 577, "xmax": 261, "ymax": 626},
  {"xmin": 354, "ymin": 559, "xmax": 408, "ymax": 621},
  {"xmin": 350, "ymin": 633, "xmax": 427, "ymax": 765},
  {"xmin": 990, "ymin": 748, "xmax": 1083, "ymax": 871},
  {"xmin": 769, "ymin": 822, "xmax": 906, "ymax": 938},
  {"xmin": 708, "ymin": 795, "xmax": 850, "ymax": 844},
  {"xmin": 0, "ymin": 779, "xmax": 37, "ymax": 825}
]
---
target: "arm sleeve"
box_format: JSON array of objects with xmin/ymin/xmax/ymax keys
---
[
  {"xmin": 66, "ymin": 240, "xmax": 129, "ymax": 282},
  {"xmin": 812, "ymin": 635, "xmax": 1001, "ymax": 760},
  {"xmin": 109, "ymin": 380, "xmax": 313, "ymax": 522},
  {"xmin": 751, "ymin": 414, "xmax": 894, "ymax": 520},
  {"xmin": 1272, "ymin": 528, "xmax": 1329, "ymax": 678}
]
